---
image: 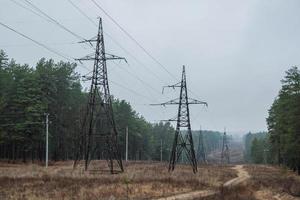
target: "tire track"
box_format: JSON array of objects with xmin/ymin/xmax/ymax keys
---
[{"xmin": 154, "ymin": 165, "xmax": 249, "ymax": 200}]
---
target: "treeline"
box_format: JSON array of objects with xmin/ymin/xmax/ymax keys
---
[
  {"xmin": 0, "ymin": 50, "xmax": 175, "ymax": 162},
  {"xmin": 192, "ymin": 130, "xmax": 223, "ymax": 154},
  {"xmin": 244, "ymin": 132, "xmax": 271, "ymax": 164},
  {"xmin": 0, "ymin": 50, "xmax": 85, "ymax": 162},
  {"xmin": 267, "ymin": 66, "xmax": 300, "ymax": 174},
  {"xmin": 0, "ymin": 50, "xmax": 222, "ymax": 163},
  {"xmin": 244, "ymin": 67, "xmax": 300, "ymax": 174}
]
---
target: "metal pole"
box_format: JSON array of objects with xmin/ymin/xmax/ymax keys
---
[
  {"xmin": 125, "ymin": 126, "xmax": 128, "ymax": 162},
  {"xmin": 45, "ymin": 113, "xmax": 49, "ymax": 168},
  {"xmin": 160, "ymin": 139, "xmax": 163, "ymax": 162}
]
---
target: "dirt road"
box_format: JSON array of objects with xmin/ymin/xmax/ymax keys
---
[
  {"xmin": 154, "ymin": 165, "xmax": 249, "ymax": 200},
  {"xmin": 223, "ymin": 165, "xmax": 250, "ymax": 188}
]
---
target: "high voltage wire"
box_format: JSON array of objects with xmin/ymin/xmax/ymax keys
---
[
  {"xmin": 68, "ymin": 0, "xmax": 205, "ymax": 110},
  {"xmin": 7, "ymin": 0, "xmax": 203, "ymax": 105},
  {"xmin": 9, "ymin": 0, "xmax": 96, "ymax": 70},
  {"xmin": 90, "ymin": 0, "xmax": 205, "ymax": 101},
  {"xmin": 0, "ymin": 21, "xmax": 91, "ymax": 72},
  {"xmin": 8, "ymin": 0, "xmax": 93, "ymax": 71},
  {"xmin": 0, "ymin": 21, "xmax": 72, "ymax": 61},
  {"xmin": 66, "ymin": 0, "xmax": 168, "ymax": 104},
  {"xmin": 110, "ymin": 80, "xmax": 155, "ymax": 102},
  {"xmin": 83, "ymin": 67, "xmax": 161, "ymax": 105},
  {"xmin": 66, "ymin": 0, "xmax": 165, "ymax": 85},
  {"xmin": 10, "ymin": 0, "xmax": 50, "ymax": 22},
  {"xmin": 22, "ymin": 0, "xmax": 88, "ymax": 42},
  {"xmin": 0, "ymin": 41, "xmax": 77, "ymax": 47},
  {"xmin": 5, "ymin": 0, "xmax": 170, "ymax": 107},
  {"xmin": 67, "ymin": 0, "xmax": 97, "ymax": 27},
  {"xmin": 109, "ymin": 66, "xmax": 160, "ymax": 104},
  {"xmin": 90, "ymin": 0, "xmax": 178, "ymax": 80},
  {"xmin": 112, "ymin": 61, "xmax": 162, "ymax": 96}
]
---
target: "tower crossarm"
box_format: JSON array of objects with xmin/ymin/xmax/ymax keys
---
[
  {"xmin": 150, "ymin": 98, "xmax": 180, "ymax": 106},
  {"xmin": 75, "ymin": 53, "xmax": 127, "ymax": 62},
  {"xmin": 150, "ymin": 98, "xmax": 207, "ymax": 106},
  {"xmin": 105, "ymin": 53, "xmax": 127, "ymax": 62},
  {"xmin": 187, "ymin": 98, "xmax": 208, "ymax": 106},
  {"xmin": 162, "ymin": 82, "xmax": 181, "ymax": 93}
]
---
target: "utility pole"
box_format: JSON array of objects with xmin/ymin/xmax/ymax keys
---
[
  {"xmin": 263, "ymin": 149, "xmax": 269, "ymax": 164},
  {"xmin": 73, "ymin": 18, "xmax": 126, "ymax": 173},
  {"xmin": 160, "ymin": 139, "xmax": 163, "ymax": 162},
  {"xmin": 221, "ymin": 128, "xmax": 230, "ymax": 164},
  {"xmin": 126, "ymin": 126, "xmax": 128, "ymax": 162},
  {"xmin": 45, "ymin": 113, "xmax": 49, "ymax": 168},
  {"xmin": 151, "ymin": 66, "xmax": 207, "ymax": 173},
  {"xmin": 197, "ymin": 126, "xmax": 207, "ymax": 164}
]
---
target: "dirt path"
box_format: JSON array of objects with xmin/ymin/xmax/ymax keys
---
[
  {"xmin": 223, "ymin": 165, "xmax": 250, "ymax": 188},
  {"xmin": 255, "ymin": 190, "xmax": 300, "ymax": 200},
  {"xmin": 154, "ymin": 190, "xmax": 216, "ymax": 200},
  {"xmin": 154, "ymin": 165, "xmax": 249, "ymax": 200}
]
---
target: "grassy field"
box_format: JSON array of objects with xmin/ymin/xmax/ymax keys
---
[
  {"xmin": 246, "ymin": 165, "xmax": 300, "ymax": 199},
  {"xmin": 0, "ymin": 161, "xmax": 235, "ymax": 200}
]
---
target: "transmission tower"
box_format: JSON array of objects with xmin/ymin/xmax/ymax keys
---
[
  {"xmin": 152, "ymin": 65, "xmax": 207, "ymax": 173},
  {"xmin": 73, "ymin": 18, "xmax": 126, "ymax": 173},
  {"xmin": 197, "ymin": 127, "xmax": 207, "ymax": 164},
  {"xmin": 221, "ymin": 128, "xmax": 230, "ymax": 164}
]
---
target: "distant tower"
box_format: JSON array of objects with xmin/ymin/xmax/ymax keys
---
[
  {"xmin": 221, "ymin": 128, "xmax": 230, "ymax": 164},
  {"xmin": 151, "ymin": 66, "xmax": 207, "ymax": 173},
  {"xmin": 197, "ymin": 127, "xmax": 207, "ymax": 164}
]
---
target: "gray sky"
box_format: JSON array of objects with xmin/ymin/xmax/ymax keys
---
[{"xmin": 1, "ymin": 0, "xmax": 300, "ymax": 134}]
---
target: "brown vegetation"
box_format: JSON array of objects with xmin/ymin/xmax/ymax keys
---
[
  {"xmin": 246, "ymin": 165, "xmax": 300, "ymax": 199},
  {"xmin": 0, "ymin": 161, "xmax": 235, "ymax": 200}
]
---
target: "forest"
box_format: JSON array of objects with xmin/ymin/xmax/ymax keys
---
[
  {"xmin": 0, "ymin": 50, "xmax": 222, "ymax": 163},
  {"xmin": 244, "ymin": 66, "xmax": 300, "ymax": 174}
]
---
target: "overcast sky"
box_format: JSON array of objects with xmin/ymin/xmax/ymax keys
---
[{"xmin": 1, "ymin": 0, "xmax": 300, "ymax": 134}]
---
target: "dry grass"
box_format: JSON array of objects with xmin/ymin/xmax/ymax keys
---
[
  {"xmin": 245, "ymin": 165, "xmax": 300, "ymax": 198},
  {"xmin": 0, "ymin": 161, "xmax": 235, "ymax": 200}
]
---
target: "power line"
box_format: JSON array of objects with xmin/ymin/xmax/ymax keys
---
[
  {"xmin": 22, "ymin": 0, "xmax": 88, "ymax": 42},
  {"xmin": 66, "ymin": 0, "xmax": 168, "ymax": 99},
  {"xmin": 109, "ymin": 62, "xmax": 162, "ymax": 104},
  {"xmin": 10, "ymin": 0, "xmax": 50, "ymax": 22},
  {"xmin": 105, "ymin": 33, "xmax": 166, "ymax": 84},
  {"xmin": 90, "ymin": 0, "xmax": 206, "ymax": 101},
  {"xmin": 0, "ymin": 21, "xmax": 72, "ymax": 61},
  {"xmin": 9, "ymin": 0, "xmax": 94, "ymax": 71},
  {"xmin": 0, "ymin": 41, "xmax": 77, "ymax": 47},
  {"xmin": 110, "ymin": 79, "xmax": 154, "ymax": 102},
  {"xmin": 90, "ymin": 0, "xmax": 177, "ymax": 80},
  {"xmin": 67, "ymin": 0, "xmax": 166, "ymax": 85},
  {"xmin": 112, "ymin": 61, "xmax": 162, "ymax": 96},
  {"xmin": 67, "ymin": 0, "xmax": 97, "ymax": 27},
  {"xmin": 12, "ymin": 0, "xmax": 203, "ymax": 102},
  {"xmin": 0, "ymin": 21, "xmax": 91, "ymax": 72}
]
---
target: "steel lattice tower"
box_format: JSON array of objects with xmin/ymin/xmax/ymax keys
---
[
  {"xmin": 152, "ymin": 66, "xmax": 207, "ymax": 173},
  {"xmin": 197, "ymin": 127, "xmax": 207, "ymax": 164},
  {"xmin": 73, "ymin": 18, "xmax": 126, "ymax": 173},
  {"xmin": 221, "ymin": 128, "xmax": 230, "ymax": 164}
]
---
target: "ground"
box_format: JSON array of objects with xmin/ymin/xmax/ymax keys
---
[
  {"xmin": 0, "ymin": 161, "xmax": 299, "ymax": 200},
  {"xmin": 0, "ymin": 161, "xmax": 235, "ymax": 200}
]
